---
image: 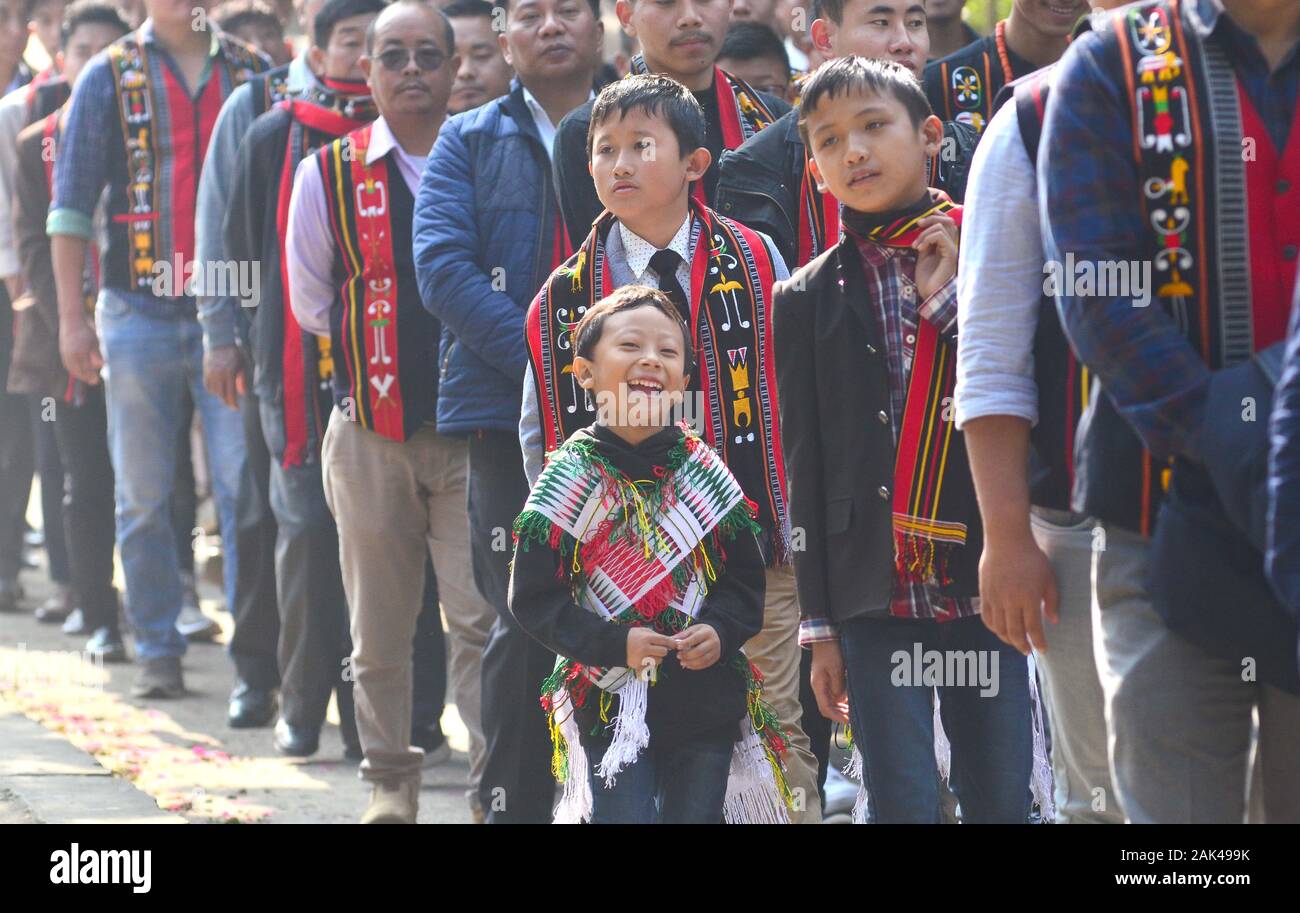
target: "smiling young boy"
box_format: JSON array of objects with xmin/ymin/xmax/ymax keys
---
[
  {"xmin": 509, "ymin": 285, "xmax": 789, "ymax": 823},
  {"xmin": 521, "ymin": 73, "xmax": 824, "ymax": 822},
  {"xmin": 775, "ymin": 56, "xmax": 1035, "ymax": 822}
]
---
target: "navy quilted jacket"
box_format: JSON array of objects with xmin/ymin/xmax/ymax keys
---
[{"xmin": 414, "ymin": 81, "xmax": 560, "ymax": 435}]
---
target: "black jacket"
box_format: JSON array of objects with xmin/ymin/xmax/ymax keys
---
[
  {"xmin": 773, "ymin": 242, "xmax": 982, "ymax": 625},
  {"xmin": 715, "ymin": 108, "xmax": 979, "ymax": 268},
  {"xmin": 508, "ymin": 424, "xmax": 767, "ymax": 745}
]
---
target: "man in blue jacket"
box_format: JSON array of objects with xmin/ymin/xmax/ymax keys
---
[
  {"xmin": 1268, "ymin": 279, "xmax": 1300, "ymax": 649},
  {"xmin": 413, "ymin": 0, "xmax": 604, "ymax": 823}
]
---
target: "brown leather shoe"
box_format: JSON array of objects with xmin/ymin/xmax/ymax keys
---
[{"xmin": 360, "ymin": 780, "xmax": 419, "ymax": 824}]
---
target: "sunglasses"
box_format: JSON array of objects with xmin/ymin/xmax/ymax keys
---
[{"xmin": 374, "ymin": 47, "xmax": 447, "ymax": 72}]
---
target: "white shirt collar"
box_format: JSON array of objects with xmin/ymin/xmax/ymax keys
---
[
  {"xmin": 619, "ymin": 215, "xmax": 694, "ymax": 283},
  {"xmin": 521, "ymin": 86, "xmax": 551, "ymax": 128},
  {"xmin": 366, "ymin": 116, "xmax": 400, "ymax": 165}
]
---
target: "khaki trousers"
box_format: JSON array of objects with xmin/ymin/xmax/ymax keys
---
[
  {"xmin": 745, "ymin": 565, "xmax": 823, "ymax": 823},
  {"xmin": 322, "ymin": 409, "xmax": 495, "ymax": 790}
]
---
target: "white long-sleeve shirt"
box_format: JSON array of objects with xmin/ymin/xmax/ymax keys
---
[{"xmin": 953, "ymin": 99, "xmax": 1047, "ymax": 430}]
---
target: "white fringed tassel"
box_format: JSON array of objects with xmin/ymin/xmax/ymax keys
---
[
  {"xmin": 722, "ymin": 725, "xmax": 789, "ymax": 824},
  {"xmin": 594, "ymin": 674, "xmax": 650, "ymax": 785},
  {"xmin": 844, "ymin": 746, "xmax": 870, "ymax": 824},
  {"xmin": 932, "ymin": 690, "xmax": 952, "ymax": 785},
  {"xmin": 551, "ymin": 689, "xmax": 593, "ymax": 824},
  {"xmin": 1027, "ymin": 655, "xmax": 1056, "ymax": 822}
]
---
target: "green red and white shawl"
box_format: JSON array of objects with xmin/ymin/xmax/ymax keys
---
[{"xmin": 513, "ymin": 425, "xmax": 792, "ymax": 824}]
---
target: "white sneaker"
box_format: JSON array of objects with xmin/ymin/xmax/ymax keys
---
[{"xmin": 176, "ymin": 603, "xmax": 220, "ymax": 641}]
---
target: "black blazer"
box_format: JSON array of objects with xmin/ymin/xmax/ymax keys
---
[{"xmin": 773, "ymin": 242, "xmax": 981, "ymax": 626}]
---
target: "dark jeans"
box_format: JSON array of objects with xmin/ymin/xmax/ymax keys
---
[
  {"xmin": 0, "ymin": 290, "xmax": 34, "ymax": 583},
  {"xmin": 469, "ymin": 430, "xmax": 555, "ymax": 823},
  {"xmin": 584, "ymin": 730, "xmax": 735, "ymax": 824},
  {"xmin": 48, "ymin": 386, "xmax": 118, "ymax": 631},
  {"xmin": 840, "ymin": 613, "xmax": 1033, "ymax": 823},
  {"xmin": 172, "ymin": 389, "xmax": 196, "ymax": 575},
  {"xmin": 800, "ymin": 647, "xmax": 831, "ymax": 800},
  {"xmin": 226, "ymin": 389, "xmax": 280, "ymax": 690},
  {"xmin": 31, "ymin": 398, "xmax": 69, "ymax": 583},
  {"xmin": 411, "ymin": 572, "xmax": 447, "ymax": 747}
]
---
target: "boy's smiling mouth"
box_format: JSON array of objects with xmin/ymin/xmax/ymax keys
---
[{"xmin": 626, "ymin": 378, "xmax": 664, "ymax": 395}]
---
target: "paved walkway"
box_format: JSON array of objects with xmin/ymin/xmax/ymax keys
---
[{"xmin": 0, "ymin": 523, "xmax": 476, "ymax": 824}]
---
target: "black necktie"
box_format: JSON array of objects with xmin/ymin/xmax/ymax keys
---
[{"xmin": 648, "ymin": 248, "xmax": 690, "ymax": 325}]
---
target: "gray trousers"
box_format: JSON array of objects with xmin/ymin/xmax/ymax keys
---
[
  {"xmin": 1093, "ymin": 523, "xmax": 1300, "ymax": 823},
  {"xmin": 1029, "ymin": 508, "xmax": 1123, "ymax": 823}
]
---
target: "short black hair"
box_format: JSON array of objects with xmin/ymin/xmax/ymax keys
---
[
  {"xmin": 503, "ymin": 0, "xmax": 599, "ymax": 19},
  {"xmin": 23, "ymin": 0, "xmax": 61, "ymax": 23},
  {"xmin": 60, "ymin": 0, "xmax": 128, "ymax": 46},
  {"xmin": 587, "ymin": 74, "xmax": 705, "ymax": 159},
  {"xmin": 214, "ymin": 0, "xmax": 282, "ymax": 36},
  {"xmin": 572, "ymin": 285, "xmax": 695, "ymax": 370},
  {"xmin": 815, "ymin": 0, "xmax": 927, "ymax": 26},
  {"xmin": 313, "ymin": 0, "xmax": 386, "ymax": 49},
  {"xmin": 797, "ymin": 55, "xmax": 933, "ymax": 145},
  {"xmin": 442, "ymin": 0, "xmax": 495, "ymax": 20},
  {"xmin": 364, "ymin": 0, "xmax": 455, "ymax": 55},
  {"xmin": 719, "ymin": 21, "xmax": 788, "ymax": 73}
]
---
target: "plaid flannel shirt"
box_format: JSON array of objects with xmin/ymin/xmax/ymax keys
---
[{"xmin": 1039, "ymin": 0, "xmax": 1300, "ymax": 463}]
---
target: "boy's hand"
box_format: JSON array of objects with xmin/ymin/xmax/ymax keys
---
[
  {"xmin": 810, "ymin": 640, "xmax": 850, "ymax": 724},
  {"xmin": 980, "ymin": 533, "xmax": 1059, "ymax": 656},
  {"xmin": 912, "ymin": 213, "xmax": 959, "ymax": 302},
  {"xmin": 627, "ymin": 627, "xmax": 676, "ymax": 678},
  {"xmin": 673, "ymin": 624, "xmax": 721, "ymax": 670}
]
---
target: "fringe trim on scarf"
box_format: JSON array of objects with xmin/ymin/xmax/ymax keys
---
[
  {"xmin": 593, "ymin": 675, "xmax": 650, "ymax": 785},
  {"xmin": 723, "ymin": 725, "xmax": 791, "ymax": 824},
  {"xmin": 550, "ymin": 689, "xmax": 592, "ymax": 825},
  {"xmin": 1028, "ymin": 655, "xmax": 1055, "ymax": 822},
  {"xmin": 844, "ymin": 746, "xmax": 870, "ymax": 824}
]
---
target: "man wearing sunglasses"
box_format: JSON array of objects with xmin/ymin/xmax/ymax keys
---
[{"xmin": 286, "ymin": 0, "xmax": 485, "ymax": 825}]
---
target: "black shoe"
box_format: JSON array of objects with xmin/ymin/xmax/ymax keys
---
[
  {"xmin": 227, "ymin": 683, "xmax": 277, "ymax": 729},
  {"xmin": 85, "ymin": 628, "xmax": 128, "ymax": 664},
  {"xmin": 0, "ymin": 578, "xmax": 22, "ymax": 613},
  {"xmin": 131, "ymin": 656, "xmax": 185, "ymax": 698},
  {"xmin": 273, "ymin": 719, "xmax": 320, "ymax": 757}
]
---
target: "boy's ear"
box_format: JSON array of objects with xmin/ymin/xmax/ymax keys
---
[
  {"xmin": 807, "ymin": 154, "xmax": 828, "ymax": 194},
  {"xmin": 809, "ymin": 17, "xmax": 833, "ymax": 56},
  {"xmin": 307, "ymin": 43, "xmax": 326, "ymax": 76},
  {"xmin": 684, "ymin": 146, "xmax": 711, "ymax": 183},
  {"xmin": 615, "ymin": 0, "xmax": 635, "ymax": 36},
  {"xmin": 921, "ymin": 114, "xmax": 944, "ymax": 159},
  {"xmin": 572, "ymin": 356, "xmax": 596, "ymax": 389}
]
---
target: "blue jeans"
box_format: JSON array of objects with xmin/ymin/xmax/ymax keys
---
[
  {"xmin": 840, "ymin": 614, "xmax": 1032, "ymax": 823},
  {"xmin": 585, "ymin": 730, "xmax": 735, "ymax": 824},
  {"xmin": 97, "ymin": 291, "xmax": 244, "ymax": 661}
]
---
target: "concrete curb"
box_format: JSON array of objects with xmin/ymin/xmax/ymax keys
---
[{"xmin": 0, "ymin": 702, "xmax": 186, "ymax": 824}]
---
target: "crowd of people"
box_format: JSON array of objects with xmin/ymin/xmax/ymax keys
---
[{"xmin": 0, "ymin": 0, "xmax": 1296, "ymax": 825}]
